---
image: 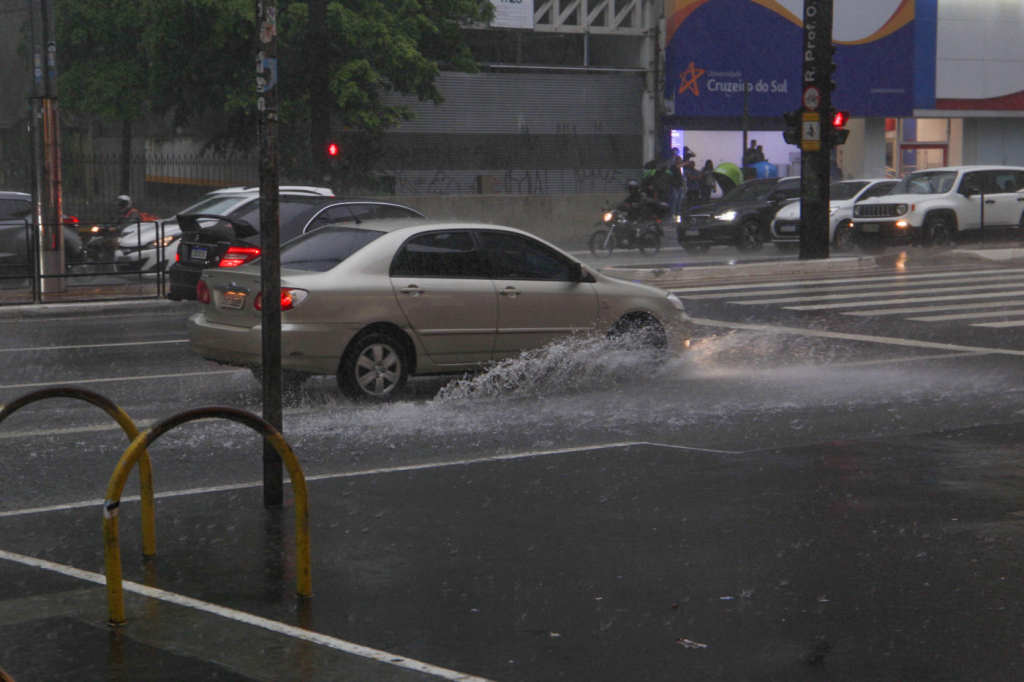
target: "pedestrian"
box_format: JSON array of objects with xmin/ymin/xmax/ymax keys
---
[
  {"xmin": 669, "ymin": 147, "xmax": 685, "ymax": 217},
  {"xmin": 743, "ymin": 140, "xmax": 760, "ymax": 166},
  {"xmin": 683, "ymin": 147, "xmax": 702, "ymax": 205},
  {"xmin": 700, "ymin": 159, "xmax": 716, "ymax": 201},
  {"xmin": 755, "ymin": 145, "xmax": 766, "ymax": 163}
]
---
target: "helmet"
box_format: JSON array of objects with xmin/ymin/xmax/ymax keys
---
[
  {"xmin": 115, "ymin": 195, "xmax": 132, "ymax": 210},
  {"xmin": 626, "ymin": 180, "xmax": 640, "ymax": 193}
]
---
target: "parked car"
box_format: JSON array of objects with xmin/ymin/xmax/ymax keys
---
[
  {"xmin": 187, "ymin": 220, "xmax": 693, "ymax": 400},
  {"xmin": 167, "ymin": 196, "xmax": 426, "ymax": 300},
  {"xmin": 0, "ymin": 191, "xmax": 83, "ymax": 278},
  {"xmin": 851, "ymin": 165, "xmax": 1024, "ymax": 251},
  {"xmin": 676, "ymin": 176, "xmax": 801, "ymax": 252},
  {"xmin": 119, "ymin": 185, "xmax": 335, "ymax": 273},
  {"xmin": 770, "ymin": 179, "xmax": 899, "ymax": 252}
]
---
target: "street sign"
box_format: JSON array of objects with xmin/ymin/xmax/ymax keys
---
[
  {"xmin": 803, "ymin": 86, "xmax": 821, "ymax": 111},
  {"xmin": 801, "ymin": 111, "xmax": 821, "ymax": 152}
]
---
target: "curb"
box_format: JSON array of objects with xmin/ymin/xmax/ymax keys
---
[
  {"xmin": 0, "ymin": 297, "xmax": 197, "ymax": 319},
  {"xmin": 599, "ymin": 255, "xmax": 877, "ymax": 287}
]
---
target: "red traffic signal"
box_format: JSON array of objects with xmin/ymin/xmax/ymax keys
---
[
  {"xmin": 326, "ymin": 142, "xmax": 340, "ymax": 157},
  {"xmin": 826, "ymin": 110, "xmax": 851, "ymax": 146},
  {"xmin": 831, "ymin": 110, "xmax": 849, "ymax": 128}
]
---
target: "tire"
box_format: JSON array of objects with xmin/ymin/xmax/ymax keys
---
[
  {"xmin": 682, "ymin": 244, "xmax": 711, "ymax": 254},
  {"xmin": 638, "ymin": 230, "xmax": 661, "ymax": 256},
  {"xmin": 608, "ymin": 315, "xmax": 667, "ymax": 353},
  {"xmin": 832, "ymin": 222, "xmax": 856, "ymax": 252},
  {"xmin": 337, "ymin": 332, "xmax": 409, "ymax": 401},
  {"xmin": 589, "ymin": 229, "xmax": 614, "ymax": 258},
  {"xmin": 735, "ymin": 219, "xmax": 764, "ymax": 252},
  {"xmin": 924, "ymin": 214, "xmax": 956, "ymax": 247}
]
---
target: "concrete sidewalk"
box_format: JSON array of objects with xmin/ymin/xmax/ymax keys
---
[{"xmin": 2, "ymin": 422, "xmax": 1023, "ymax": 681}]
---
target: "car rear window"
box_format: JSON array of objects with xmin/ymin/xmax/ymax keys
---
[
  {"xmin": 280, "ymin": 226, "xmax": 384, "ymax": 272},
  {"xmin": 230, "ymin": 196, "xmax": 326, "ymax": 235},
  {"xmin": 0, "ymin": 199, "xmax": 32, "ymax": 220}
]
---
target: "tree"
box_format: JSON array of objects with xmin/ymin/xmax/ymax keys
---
[{"xmin": 55, "ymin": 0, "xmax": 494, "ymax": 189}]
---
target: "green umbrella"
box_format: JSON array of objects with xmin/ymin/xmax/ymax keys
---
[{"xmin": 712, "ymin": 162, "xmax": 743, "ymax": 194}]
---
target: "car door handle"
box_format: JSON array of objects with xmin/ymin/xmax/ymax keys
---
[
  {"xmin": 499, "ymin": 287, "xmax": 520, "ymax": 298},
  {"xmin": 985, "ymin": 199, "xmax": 996, "ymax": 204},
  {"xmin": 1017, "ymin": 197, "xmax": 1024, "ymax": 202},
  {"xmin": 400, "ymin": 285, "xmax": 423, "ymax": 297}
]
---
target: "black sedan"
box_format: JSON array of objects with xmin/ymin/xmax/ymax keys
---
[
  {"xmin": 167, "ymin": 197, "xmax": 426, "ymax": 300},
  {"xmin": 676, "ymin": 176, "xmax": 801, "ymax": 252}
]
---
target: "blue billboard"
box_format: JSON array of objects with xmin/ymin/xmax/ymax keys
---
[{"xmin": 665, "ymin": 0, "xmax": 916, "ymax": 118}]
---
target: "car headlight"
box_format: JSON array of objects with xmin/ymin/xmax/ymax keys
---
[
  {"xmin": 895, "ymin": 204, "xmax": 908, "ymax": 215},
  {"xmin": 853, "ymin": 206, "xmax": 862, "ymax": 217},
  {"xmin": 667, "ymin": 293, "xmax": 686, "ymax": 311},
  {"xmin": 149, "ymin": 235, "xmax": 177, "ymax": 248},
  {"xmin": 603, "ymin": 212, "xmax": 614, "ymax": 222},
  {"xmin": 714, "ymin": 210, "xmax": 737, "ymax": 222}
]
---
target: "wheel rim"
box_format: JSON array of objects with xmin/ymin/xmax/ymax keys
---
[
  {"xmin": 590, "ymin": 230, "xmax": 612, "ymax": 257},
  {"xmin": 933, "ymin": 221, "xmax": 952, "ymax": 246},
  {"xmin": 354, "ymin": 343, "xmax": 402, "ymax": 396},
  {"xmin": 739, "ymin": 222, "xmax": 762, "ymax": 250}
]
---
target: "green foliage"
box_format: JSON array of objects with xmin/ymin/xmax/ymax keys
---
[{"xmin": 54, "ymin": 0, "xmax": 494, "ymax": 181}]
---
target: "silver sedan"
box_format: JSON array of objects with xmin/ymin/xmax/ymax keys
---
[{"xmin": 187, "ymin": 220, "xmax": 693, "ymax": 400}]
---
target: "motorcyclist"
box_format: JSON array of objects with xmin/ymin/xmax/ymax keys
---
[
  {"xmin": 114, "ymin": 195, "xmax": 143, "ymax": 225},
  {"xmin": 618, "ymin": 180, "xmax": 663, "ymax": 225}
]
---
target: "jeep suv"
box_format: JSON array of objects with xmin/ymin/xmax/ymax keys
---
[{"xmin": 850, "ymin": 166, "xmax": 1024, "ymax": 251}]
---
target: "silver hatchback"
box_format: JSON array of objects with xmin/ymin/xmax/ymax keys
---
[{"xmin": 187, "ymin": 220, "xmax": 693, "ymax": 400}]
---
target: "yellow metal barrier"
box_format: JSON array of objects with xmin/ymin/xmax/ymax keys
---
[
  {"xmin": 103, "ymin": 406, "xmax": 311, "ymax": 625},
  {"xmin": 0, "ymin": 387, "xmax": 156, "ymax": 558}
]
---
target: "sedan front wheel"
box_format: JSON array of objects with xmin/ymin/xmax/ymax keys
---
[{"xmin": 338, "ymin": 332, "xmax": 409, "ymax": 401}]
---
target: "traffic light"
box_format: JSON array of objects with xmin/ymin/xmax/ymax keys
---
[
  {"xmin": 823, "ymin": 43, "xmax": 838, "ymax": 97},
  {"xmin": 826, "ymin": 109, "xmax": 850, "ymax": 146},
  {"xmin": 783, "ymin": 110, "xmax": 802, "ymax": 146},
  {"xmin": 326, "ymin": 141, "xmax": 340, "ymax": 158}
]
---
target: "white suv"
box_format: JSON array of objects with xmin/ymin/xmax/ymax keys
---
[
  {"xmin": 850, "ymin": 166, "xmax": 1024, "ymax": 251},
  {"xmin": 118, "ymin": 186, "xmax": 335, "ymax": 272}
]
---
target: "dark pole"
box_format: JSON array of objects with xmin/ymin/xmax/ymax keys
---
[
  {"xmin": 797, "ymin": 0, "xmax": 833, "ymax": 260},
  {"xmin": 257, "ymin": 0, "xmax": 283, "ymax": 507},
  {"xmin": 28, "ymin": 0, "xmax": 64, "ymax": 298},
  {"xmin": 742, "ymin": 80, "xmax": 749, "ymax": 172},
  {"xmin": 308, "ymin": 0, "xmax": 330, "ymax": 186}
]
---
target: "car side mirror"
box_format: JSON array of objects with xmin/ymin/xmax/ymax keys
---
[
  {"xmin": 568, "ymin": 261, "xmax": 593, "ymax": 283},
  {"xmin": 963, "ymin": 184, "xmax": 980, "ymax": 198}
]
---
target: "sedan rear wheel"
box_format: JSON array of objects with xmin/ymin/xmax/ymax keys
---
[{"xmin": 337, "ymin": 333, "xmax": 408, "ymax": 401}]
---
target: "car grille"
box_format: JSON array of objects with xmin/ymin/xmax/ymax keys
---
[
  {"xmin": 856, "ymin": 204, "xmax": 901, "ymax": 218},
  {"xmin": 682, "ymin": 214, "xmax": 711, "ymax": 227}
]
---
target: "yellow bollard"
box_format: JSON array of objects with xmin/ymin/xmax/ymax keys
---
[
  {"xmin": 0, "ymin": 387, "xmax": 157, "ymax": 558},
  {"xmin": 103, "ymin": 407, "xmax": 311, "ymax": 625}
]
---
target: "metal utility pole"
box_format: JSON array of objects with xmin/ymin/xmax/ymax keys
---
[
  {"xmin": 793, "ymin": 0, "xmax": 843, "ymax": 260},
  {"xmin": 257, "ymin": 0, "xmax": 283, "ymax": 507},
  {"xmin": 28, "ymin": 0, "xmax": 64, "ymax": 297}
]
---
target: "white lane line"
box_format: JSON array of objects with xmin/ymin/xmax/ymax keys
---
[
  {"xmin": 0, "ymin": 421, "xmax": 155, "ymax": 442},
  {"xmin": 785, "ymin": 289, "xmax": 1024, "ymax": 311},
  {"xmin": 734, "ymin": 281, "xmax": 1024, "ymax": 305},
  {"xmin": 0, "ymin": 339, "xmax": 187, "ymax": 354},
  {"xmin": 679, "ymin": 271, "xmax": 1024, "ymax": 300},
  {"xmin": 974, "ymin": 319, "xmax": 1024, "ymax": 328},
  {"xmin": 669, "ymin": 266, "xmax": 1024, "ymax": 294},
  {"xmin": 0, "ymin": 548, "xmax": 499, "ymax": 682},
  {"xmin": 0, "ymin": 441, "xmax": 740, "ymax": 519},
  {"xmin": 908, "ymin": 309, "xmax": 1024, "ymax": 322},
  {"xmin": 843, "ymin": 300, "xmax": 1024, "ymax": 316},
  {"xmin": 0, "ymin": 369, "xmax": 245, "ymax": 391},
  {"xmin": 692, "ymin": 317, "xmax": 1024, "ymax": 356}
]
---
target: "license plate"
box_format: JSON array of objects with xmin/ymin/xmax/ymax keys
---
[
  {"xmin": 190, "ymin": 246, "xmax": 208, "ymax": 260},
  {"xmin": 221, "ymin": 291, "xmax": 246, "ymax": 309},
  {"xmin": 861, "ymin": 223, "xmax": 880, "ymax": 233},
  {"xmin": 685, "ymin": 229, "xmax": 700, "ymax": 237},
  {"xmin": 780, "ymin": 225, "xmax": 796, "ymax": 233}
]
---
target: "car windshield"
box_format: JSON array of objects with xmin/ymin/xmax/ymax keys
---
[
  {"xmin": 892, "ymin": 171, "xmax": 958, "ymax": 195},
  {"xmin": 280, "ymin": 226, "xmax": 385, "ymax": 272},
  {"xmin": 720, "ymin": 179, "xmax": 776, "ymax": 203},
  {"xmin": 830, "ymin": 181, "xmax": 869, "ymax": 201}
]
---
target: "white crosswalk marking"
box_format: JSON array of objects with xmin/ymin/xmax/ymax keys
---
[{"xmin": 673, "ymin": 264, "xmax": 1024, "ymax": 329}]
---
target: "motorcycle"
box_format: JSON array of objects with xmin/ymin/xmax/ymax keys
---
[
  {"xmin": 588, "ymin": 204, "xmax": 668, "ymax": 257},
  {"xmin": 82, "ymin": 222, "xmax": 125, "ymax": 271}
]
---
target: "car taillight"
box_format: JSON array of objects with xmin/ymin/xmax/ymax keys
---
[
  {"xmin": 218, "ymin": 245, "xmax": 261, "ymax": 268},
  {"xmin": 63, "ymin": 215, "xmax": 79, "ymax": 226},
  {"xmin": 254, "ymin": 288, "xmax": 308, "ymax": 312},
  {"xmin": 196, "ymin": 279, "xmax": 211, "ymax": 304}
]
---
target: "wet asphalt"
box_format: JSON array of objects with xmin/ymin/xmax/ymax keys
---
[{"xmin": 3, "ymin": 246, "xmax": 1024, "ymax": 681}]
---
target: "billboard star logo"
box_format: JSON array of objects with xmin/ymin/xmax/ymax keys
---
[{"xmin": 678, "ymin": 62, "xmax": 705, "ymax": 96}]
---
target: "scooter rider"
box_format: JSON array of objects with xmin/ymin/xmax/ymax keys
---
[{"xmin": 114, "ymin": 195, "xmax": 143, "ymax": 225}]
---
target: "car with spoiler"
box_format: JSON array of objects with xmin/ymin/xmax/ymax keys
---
[
  {"xmin": 186, "ymin": 220, "xmax": 693, "ymax": 401},
  {"xmin": 167, "ymin": 197, "xmax": 426, "ymax": 300}
]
